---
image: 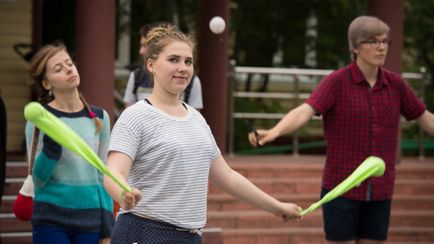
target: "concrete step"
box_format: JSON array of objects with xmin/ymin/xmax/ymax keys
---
[
  {"xmin": 0, "ymin": 229, "xmax": 223, "ymax": 244},
  {"xmin": 4, "ymin": 228, "xmax": 433, "ymax": 244},
  {"xmin": 4, "ymin": 177, "xmax": 433, "ymax": 208},
  {"xmin": 3, "ymin": 178, "xmax": 26, "ymax": 196},
  {"xmin": 4, "ymin": 162, "xmax": 28, "ymax": 178},
  {"xmin": 220, "ymin": 227, "xmax": 326, "ymax": 244},
  {"xmin": 0, "ymin": 234, "xmax": 32, "ymax": 244},
  {"xmin": 216, "ymin": 226, "xmax": 434, "ymax": 244},
  {"xmin": 209, "ymin": 178, "xmax": 434, "ymax": 195},
  {"xmin": 207, "ymin": 193, "xmax": 434, "ymax": 211},
  {"xmin": 206, "ymin": 210, "xmax": 434, "ymax": 229},
  {"xmin": 224, "ymin": 156, "xmax": 434, "ymax": 179},
  {"xmin": 227, "ymin": 163, "xmax": 434, "ymax": 180},
  {"xmin": 0, "ymin": 213, "xmax": 32, "ymax": 233},
  {"xmin": 3, "ymin": 156, "xmax": 434, "ymax": 243},
  {"xmin": 0, "ymin": 196, "xmax": 14, "ymax": 214}
]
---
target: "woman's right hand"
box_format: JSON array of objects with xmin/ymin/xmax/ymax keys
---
[
  {"xmin": 276, "ymin": 202, "xmax": 302, "ymax": 221},
  {"xmin": 119, "ymin": 188, "xmax": 142, "ymax": 210}
]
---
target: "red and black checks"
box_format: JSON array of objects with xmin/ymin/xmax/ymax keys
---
[{"xmin": 306, "ymin": 62, "xmax": 426, "ymax": 201}]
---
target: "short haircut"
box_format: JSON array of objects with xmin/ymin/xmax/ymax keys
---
[{"xmin": 348, "ymin": 16, "xmax": 390, "ymax": 60}]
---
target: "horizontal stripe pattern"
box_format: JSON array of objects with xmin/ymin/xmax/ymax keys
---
[{"xmin": 110, "ymin": 101, "xmax": 220, "ymax": 229}]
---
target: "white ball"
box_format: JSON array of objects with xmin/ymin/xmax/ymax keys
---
[{"xmin": 209, "ymin": 16, "xmax": 226, "ymax": 34}]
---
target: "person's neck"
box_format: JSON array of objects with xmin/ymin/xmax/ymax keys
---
[
  {"xmin": 49, "ymin": 91, "xmax": 84, "ymax": 112},
  {"xmin": 148, "ymin": 90, "xmax": 181, "ymax": 107},
  {"xmin": 148, "ymin": 93, "xmax": 187, "ymax": 117},
  {"xmin": 356, "ymin": 59, "xmax": 379, "ymax": 87}
]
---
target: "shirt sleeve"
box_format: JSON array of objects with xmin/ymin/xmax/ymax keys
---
[
  {"xmin": 123, "ymin": 72, "xmax": 136, "ymax": 104},
  {"xmin": 109, "ymin": 111, "xmax": 141, "ymax": 162},
  {"xmin": 305, "ymin": 75, "xmax": 338, "ymax": 115},
  {"xmin": 399, "ymin": 79, "xmax": 426, "ymax": 121}
]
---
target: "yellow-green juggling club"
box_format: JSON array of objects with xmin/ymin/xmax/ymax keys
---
[
  {"xmin": 24, "ymin": 102, "xmax": 131, "ymax": 192},
  {"xmin": 301, "ymin": 156, "xmax": 385, "ymax": 216}
]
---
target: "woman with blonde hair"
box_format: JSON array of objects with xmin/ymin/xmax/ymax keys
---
[
  {"xmin": 104, "ymin": 24, "xmax": 301, "ymax": 244},
  {"xmin": 26, "ymin": 44, "xmax": 114, "ymax": 243}
]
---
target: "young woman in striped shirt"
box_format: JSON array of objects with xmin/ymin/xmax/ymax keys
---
[{"xmin": 104, "ymin": 23, "xmax": 302, "ymax": 244}]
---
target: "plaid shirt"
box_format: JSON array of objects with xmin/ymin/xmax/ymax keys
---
[{"xmin": 306, "ymin": 62, "xmax": 426, "ymax": 201}]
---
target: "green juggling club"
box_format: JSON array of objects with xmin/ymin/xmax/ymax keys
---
[
  {"xmin": 24, "ymin": 102, "xmax": 131, "ymax": 192},
  {"xmin": 301, "ymin": 156, "xmax": 385, "ymax": 216}
]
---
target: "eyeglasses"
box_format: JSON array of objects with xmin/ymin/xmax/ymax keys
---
[{"xmin": 360, "ymin": 39, "xmax": 392, "ymax": 48}]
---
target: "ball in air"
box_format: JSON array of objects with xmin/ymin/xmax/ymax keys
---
[{"xmin": 209, "ymin": 16, "xmax": 226, "ymax": 34}]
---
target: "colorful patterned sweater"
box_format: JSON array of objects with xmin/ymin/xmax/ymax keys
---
[{"xmin": 25, "ymin": 105, "xmax": 114, "ymax": 237}]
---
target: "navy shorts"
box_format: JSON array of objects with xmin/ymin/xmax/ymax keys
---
[
  {"xmin": 321, "ymin": 188, "xmax": 391, "ymax": 241},
  {"xmin": 111, "ymin": 213, "xmax": 202, "ymax": 244},
  {"xmin": 32, "ymin": 225, "xmax": 100, "ymax": 244}
]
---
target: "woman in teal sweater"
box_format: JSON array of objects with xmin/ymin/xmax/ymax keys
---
[{"xmin": 26, "ymin": 44, "xmax": 114, "ymax": 244}]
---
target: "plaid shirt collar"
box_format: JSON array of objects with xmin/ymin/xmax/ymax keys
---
[{"xmin": 349, "ymin": 61, "xmax": 390, "ymax": 88}]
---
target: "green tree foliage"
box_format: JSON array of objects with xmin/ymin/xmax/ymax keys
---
[
  {"xmin": 37, "ymin": 0, "xmax": 431, "ymax": 154},
  {"xmin": 232, "ymin": 0, "xmax": 307, "ymax": 67},
  {"xmin": 314, "ymin": 0, "xmax": 366, "ymax": 68},
  {"xmin": 404, "ymin": 0, "xmax": 434, "ymax": 110},
  {"xmin": 127, "ymin": 0, "xmax": 197, "ymax": 65},
  {"xmin": 229, "ymin": 0, "xmax": 432, "ymax": 154},
  {"xmin": 231, "ymin": 0, "xmax": 366, "ymax": 70}
]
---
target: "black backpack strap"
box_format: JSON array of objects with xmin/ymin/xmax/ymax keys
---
[
  {"xmin": 133, "ymin": 67, "xmax": 150, "ymax": 99},
  {"xmin": 183, "ymin": 75, "xmax": 195, "ymax": 103}
]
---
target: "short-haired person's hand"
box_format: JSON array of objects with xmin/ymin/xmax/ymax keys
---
[
  {"xmin": 120, "ymin": 188, "xmax": 142, "ymax": 210},
  {"xmin": 275, "ymin": 202, "xmax": 303, "ymax": 221},
  {"xmin": 248, "ymin": 129, "xmax": 279, "ymax": 147}
]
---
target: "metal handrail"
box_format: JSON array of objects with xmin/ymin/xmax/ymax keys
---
[
  {"xmin": 234, "ymin": 66, "xmax": 424, "ymax": 79},
  {"xmin": 228, "ymin": 66, "xmax": 428, "ymax": 159}
]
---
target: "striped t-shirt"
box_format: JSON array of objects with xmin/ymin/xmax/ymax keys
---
[{"xmin": 109, "ymin": 101, "xmax": 220, "ymax": 229}]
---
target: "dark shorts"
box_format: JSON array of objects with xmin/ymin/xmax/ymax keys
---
[
  {"xmin": 32, "ymin": 225, "xmax": 100, "ymax": 244},
  {"xmin": 111, "ymin": 213, "xmax": 202, "ymax": 244},
  {"xmin": 321, "ymin": 188, "xmax": 391, "ymax": 241}
]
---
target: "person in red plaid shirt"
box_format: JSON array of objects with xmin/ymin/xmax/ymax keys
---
[{"xmin": 248, "ymin": 16, "xmax": 434, "ymax": 243}]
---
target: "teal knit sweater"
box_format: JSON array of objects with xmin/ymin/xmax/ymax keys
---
[{"xmin": 25, "ymin": 105, "xmax": 114, "ymax": 237}]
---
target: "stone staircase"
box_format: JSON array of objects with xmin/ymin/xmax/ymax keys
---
[
  {"xmin": 1, "ymin": 161, "xmax": 32, "ymax": 244},
  {"xmin": 1, "ymin": 155, "xmax": 434, "ymax": 244},
  {"xmin": 204, "ymin": 155, "xmax": 434, "ymax": 244}
]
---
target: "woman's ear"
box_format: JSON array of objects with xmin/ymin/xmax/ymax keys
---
[
  {"xmin": 146, "ymin": 59, "xmax": 153, "ymax": 73},
  {"xmin": 41, "ymin": 79, "xmax": 51, "ymax": 91}
]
